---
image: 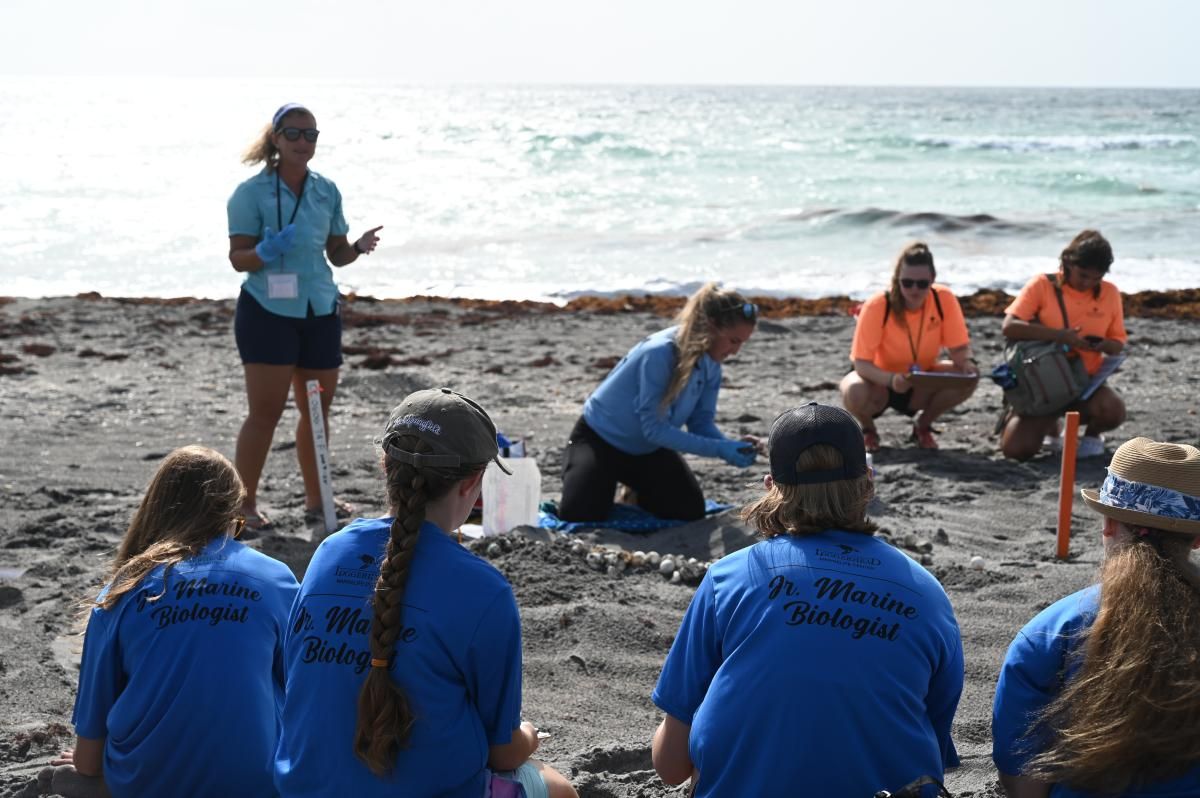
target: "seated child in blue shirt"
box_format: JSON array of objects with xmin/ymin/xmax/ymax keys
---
[
  {"xmin": 651, "ymin": 402, "xmax": 964, "ymax": 797},
  {"xmin": 274, "ymin": 388, "xmax": 578, "ymax": 798},
  {"xmin": 50, "ymin": 445, "xmax": 298, "ymax": 798}
]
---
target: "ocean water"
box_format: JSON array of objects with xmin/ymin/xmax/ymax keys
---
[{"xmin": 2, "ymin": 78, "xmax": 1198, "ymax": 302}]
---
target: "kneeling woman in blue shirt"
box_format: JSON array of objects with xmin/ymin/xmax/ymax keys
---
[
  {"xmin": 559, "ymin": 283, "xmax": 759, "ymax": 522},
  {"xmin": 652, "ymin": 404, "xmax": 964, "ymax": 797},
  {"xmin": 55, "ymin": 446, "xmax": 299, "ymax": 798},
  {"xmin": 275, "ymin": 389, "xmax": 578, "ymax": 798}
]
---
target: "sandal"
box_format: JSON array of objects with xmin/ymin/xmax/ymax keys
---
[
  {"xmin": 911, "ymin": 423, "xmax": 938, "ymax": 450},
  {"xmin": 305, "ymin": 498, "xmax": 355, "ymax": 523},
  {"xmin": 242, "ymin": 510, "xmax": 272, "ymax": 532}
]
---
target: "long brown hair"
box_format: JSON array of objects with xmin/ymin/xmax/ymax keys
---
[
  {"xmin": 662, "ymin": 283, "xmax": 757, "ymax": 409},
  {"xmin": 241, "ymin": 106, "xmax": 313, "ymax": 172},
  {"xmin": 741, "ymin": 444, "xmax": 877, "ymax": 538},
  {"xmin": 887, "ymin": 241, "xmax": 936, "ymax": 319},
  {"xmin": 1024, "ymin": 525, "xmax": 1200, "ymax": 792},
  {"xmin": 1057, "ymin": 228, "xmax": 1112, "ymax": 299},
  {"xmin": 95, "ymin": 446, "xmax": 244, "ymax": 611},
  {"xmin": 353, "ymin": 436, "xmax": 487, "ymax": 775}
]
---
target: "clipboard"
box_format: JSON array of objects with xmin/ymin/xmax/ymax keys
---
[
  {"xmin": 1079, "ymin": 353, "xmax": 1126, "ymax": 401},
  {"xmin": 906, "ymin": 370, "xmax": 980, "ymax": 390}
]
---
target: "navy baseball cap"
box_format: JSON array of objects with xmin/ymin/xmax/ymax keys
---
[{"xmin": 768, "ymin": 402, "xmax": 868, "ymax": 485}]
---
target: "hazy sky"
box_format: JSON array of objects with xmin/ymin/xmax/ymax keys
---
[{"xmin": 2, "ymin": 0, "xmax": 1198, "ymax": 87}]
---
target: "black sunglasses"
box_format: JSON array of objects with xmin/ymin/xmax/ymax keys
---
[
  {"xmin": 900, "ymin": 279, "xmax": 931, "ymax": 290},
  {"xmin": 279, "ymin": 127, "xmax": 320, "ymax": 142}
]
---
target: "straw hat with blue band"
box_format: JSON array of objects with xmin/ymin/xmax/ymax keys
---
[
  {"xmin": 1080, "ymin": 437, "xmax": 1200, "ymax": 535},
  {"xmin": 377, "ymin": 388, "xmax": 512, "ymax": 476}
]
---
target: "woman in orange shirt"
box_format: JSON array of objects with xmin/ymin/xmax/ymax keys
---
[
  {"xmin": 840, "ymin": 242, "xmax": 978, "ymax": 452},
  {"xmin": 1000, "ymin": 230, "xmax": 1127, "ymax": 461}
]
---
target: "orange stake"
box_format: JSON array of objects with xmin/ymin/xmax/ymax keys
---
[{"xmin": 1056, "ymin": 411, "xmax": 1082, "ymax": 559}]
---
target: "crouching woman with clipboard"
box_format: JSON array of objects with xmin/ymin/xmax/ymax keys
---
[
  {"xmin": 840, "ymin": 242, "xmax": 979, "ymax": 452},
  {"xmin": 999, "ymin": 230, "xmax": 1126, "ymax": 462}
]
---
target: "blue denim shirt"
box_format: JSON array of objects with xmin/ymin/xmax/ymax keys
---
[{"xmin": 228, "ymin": 168, "xmax": 350, "ymax": 318}]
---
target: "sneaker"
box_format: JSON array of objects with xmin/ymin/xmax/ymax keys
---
[
  {"xmin": 863, "ymin": 428, "xmax": 881, "ymax": 453},
  {"xmin": 1076, "ymin": 434, "xmax": 1106, "ymax": 458},
  {"xmin": 912, "ymin": 424, "xmax": 938, "ymax": 450}
]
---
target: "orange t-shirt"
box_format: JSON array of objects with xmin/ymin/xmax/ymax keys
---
[
  {"xmin": 1005, "ymin": 274, "xmax": 1126, "ymax": 375},
  {"xmin": 850, "ymin": 285, "xmax": 970, "ymax": 373}
]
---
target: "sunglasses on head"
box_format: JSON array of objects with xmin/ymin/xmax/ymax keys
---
[
  {"xmin": 900, "ymin": 279, "xmax": 931, "ymax": 290},
  {"xmin": 279, "ymin": 127, "xmax": 320, "ymax": 142}
]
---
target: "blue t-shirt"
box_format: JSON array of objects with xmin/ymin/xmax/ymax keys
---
[
  {"xmin": 275, "ymin": 517, "xmax": 524, "ymax": 798},
  {"xmin": 993, "ymin": 585, "xmax": 1200, "ymax": 797},
  {"xmin": 227, "ymin": 168, "xmax": 351, "ymax": 318},
  {"xmin": 652, "ymin": 530, "xmax": 964, "ymax": 798},
  {"xmin": 583, "ymin": 326, "xmax": 727, "ymax": 457},
  {"xmin": 72, "ymin": 537, "xmax": 298, "ymax": 798}
]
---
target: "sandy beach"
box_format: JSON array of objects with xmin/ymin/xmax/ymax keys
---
[{"xmin": 1, "ymin": 291, "xmax": 1198, "ymax": 798}]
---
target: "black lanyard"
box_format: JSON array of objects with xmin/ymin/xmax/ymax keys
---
[{"xmin": 275, "ymin": 170, "xmax": 308, "ymax": 232}]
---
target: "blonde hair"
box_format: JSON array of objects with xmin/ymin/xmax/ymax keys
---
[
  {"xmin": 1024, "ymin": 524, "xmax": 1200, "ymax": 792},
  {"xmin": 241, "ymin": 106, "xmax": 313, "ymax": 171},
  {"xmin": 887, "ymin": 241, "xmax": 936, "ymax": 319},
  {"xmin": 93, "ymin": 446, "xmax": 244, "ymax": 612},
  {"xmin": 662, "ymin": 283, "xmax": 757, "ymax": 409},
  {"xmin": 741, "ymin": 444, "xmax": 876, "ymax": 538},
  {"xmin": 353, "ymin": 436, "xmax": 487, "ymax": 775}
]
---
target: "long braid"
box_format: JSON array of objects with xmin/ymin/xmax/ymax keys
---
[{"xmin": 353, "ymin": 437, "xmax": 483, "ymax": 774}]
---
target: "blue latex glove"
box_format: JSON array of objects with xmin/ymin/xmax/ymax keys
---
[
  {"xmin": 717, "ymin": 439, "xmax": 756, "ymax": 468},
  {"xmin": 255, "ymin": 224, "xmax": 297, "ymax": 263}
]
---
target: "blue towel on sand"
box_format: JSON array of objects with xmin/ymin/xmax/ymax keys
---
[{"xmin": 538, "ymin": 500, "xmax": 733, "ymax": 534}]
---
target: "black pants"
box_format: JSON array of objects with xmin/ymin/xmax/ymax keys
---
[{"xmin": 559, "ymin": 417, "xmax": 705, "ymax": 522}]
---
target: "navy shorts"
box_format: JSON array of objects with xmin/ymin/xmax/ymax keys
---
[{"xmin": 234, "ymin": 290, "xmax": 343, "ymax": 369}]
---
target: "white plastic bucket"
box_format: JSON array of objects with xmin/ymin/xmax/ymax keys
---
[{"xmin": 482, "ymin": 458, "xmax": 541, "ymax": 536}]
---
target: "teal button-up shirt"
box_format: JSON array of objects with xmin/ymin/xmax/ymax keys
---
[{"xmin": 228, "ymin": 168, "xmax": 350, "ymax": 318}]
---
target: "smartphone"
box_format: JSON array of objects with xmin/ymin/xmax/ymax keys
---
[{"xmin": 1084, "ymin": 335, "xmax": 1103, "ymax": 348}]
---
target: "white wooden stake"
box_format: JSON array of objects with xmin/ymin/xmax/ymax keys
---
[{"xmin": 306, "ymin": 379, "xmax": 336, "ymax": 535}]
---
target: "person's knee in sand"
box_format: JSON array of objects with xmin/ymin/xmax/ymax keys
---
[{"xmin": 841, "ymin": 242, "xmax": 979, "ymax": 452}]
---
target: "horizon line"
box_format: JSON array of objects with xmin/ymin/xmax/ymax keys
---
[{"xmin": 2, "ymin": 74, "xmax": 1199, "ymax": 91}]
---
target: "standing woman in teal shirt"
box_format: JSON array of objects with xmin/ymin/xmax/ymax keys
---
[{"xmin": 227, "ymin": 103, "xmax": 382, "ymax": 529}]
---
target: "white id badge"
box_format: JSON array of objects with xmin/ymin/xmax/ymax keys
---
[{"xmin": 267, "ymin": 273, "xmax": 299, "ymax": 300}]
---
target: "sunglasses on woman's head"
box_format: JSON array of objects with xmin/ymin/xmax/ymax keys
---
[
  {"xmin": 900, "ymin": 279, "xmax": 931, "ymax": 290},
  {"xmin": 279, "ymin": 127, "xmax": 320, "ymax": 142}
]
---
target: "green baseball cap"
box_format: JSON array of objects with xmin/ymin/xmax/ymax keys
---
[{"xmin": 378, "ymin": 388, "xmax": 511, "ymax": 475}]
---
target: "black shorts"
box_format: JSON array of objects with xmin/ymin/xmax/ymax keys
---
[
  {"xmin": 847, "ymin": 370, "xmax": 916, "ymax": 419},
  {"xmin": 876, "ymin": 387, "xmax": 916, "ymax": 418},
  {"xmin": 234, "ymin": 289, "xmax": 343, "ymax": 369}
]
